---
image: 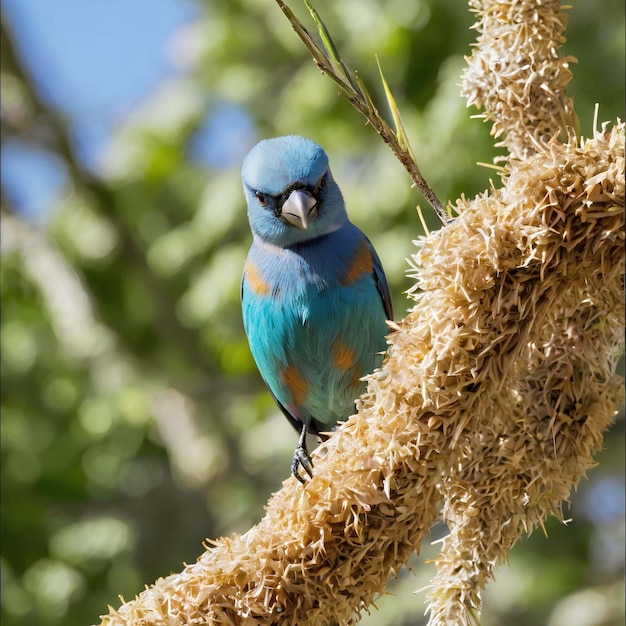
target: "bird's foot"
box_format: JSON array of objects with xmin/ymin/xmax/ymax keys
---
[
  {"xmin": 291, "ymin": 447, "xmax": 314, "ymax": 484},
  {"xmin": 292, "ymin": 424, "xmax": 314, "ymax": 484}
]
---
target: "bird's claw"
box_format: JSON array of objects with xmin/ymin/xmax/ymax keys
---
[
  {"xmin": 291, "ymin": 445, "xmax": 314, "ymax": 484},
  {"xmin": 292, "ymin": 424, "xmax": 314, "ymax": 484}
]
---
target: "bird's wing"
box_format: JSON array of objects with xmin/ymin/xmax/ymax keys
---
[{"xmin": 367, "ymin": 238, "xmax": 394, "ymax": 322}]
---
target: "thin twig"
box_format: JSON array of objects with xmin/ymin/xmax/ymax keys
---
[{"xmin": 275, "ymin": 0, "xmax": 450, "ymax": 225}]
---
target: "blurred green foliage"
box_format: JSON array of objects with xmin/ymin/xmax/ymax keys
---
[{"xmin": 1, "ymin": 1, "xmax": 624, "ymax": 625}]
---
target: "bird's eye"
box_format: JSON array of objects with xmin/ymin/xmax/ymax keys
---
[
  {"xmin": 255, "ymin": 191, "xmax": 268, "ymax": 206},
  {"xmin": 315, "ymin": 174, "xmax": 327, "ymax": 194}
]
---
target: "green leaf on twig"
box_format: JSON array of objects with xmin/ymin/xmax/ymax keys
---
[
  {"xmin": 376, "ymin": 55, "xmax": 415, "ymax": 160},
  {"xmin": 304, "ymin": 0, "xmax": 365, "ymax": 99}
]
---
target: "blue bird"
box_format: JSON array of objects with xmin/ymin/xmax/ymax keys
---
[{"xmin": 241, "ymin": 135, "xmax": 393, "ymax": 483}]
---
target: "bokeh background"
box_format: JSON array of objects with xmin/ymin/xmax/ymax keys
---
[{"xmin": 1, "ymin": 1, "xmax": 624, "ymax": 625}]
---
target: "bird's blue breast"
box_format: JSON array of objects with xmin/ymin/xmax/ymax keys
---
[{"xmin": 242, "ymin": 222, "xmax": 389, "ymax": 433}]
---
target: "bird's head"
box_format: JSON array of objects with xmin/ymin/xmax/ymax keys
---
[{"xmin": 241, "ymin": 135, "xmax": 348, "ymax": 247}]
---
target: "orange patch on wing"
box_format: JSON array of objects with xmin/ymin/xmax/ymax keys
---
[
  {"xmin": 281, "ymin": 364, "xmax": 309, "ymax": 406},
  {"xmin": 341, "ymin": 238, "xmax": 373, "ymax": 285},
  {"xmin": 333, "ymin": 339, "xmax": 355, "ymax": 373},
  {"xmin": 245, "ymin": 261, "xmax": 270, "ymax": 295}
]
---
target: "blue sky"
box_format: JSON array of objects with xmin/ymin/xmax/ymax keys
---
[{"xmin": 2, "ymin": 0, "xmax": 199, "ymax": 220}]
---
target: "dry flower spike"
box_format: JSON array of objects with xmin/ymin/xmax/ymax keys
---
[
  {"xmin": 461, "ymin": 0, "xmax": 580, "ymax": 160},
  {"xmin": 98, "ymin": 0, "xmax": 624, "ymax": 624}
]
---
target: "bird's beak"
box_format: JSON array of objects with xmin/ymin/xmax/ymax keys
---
[{"xmin": 281, "ymin": 190, "xmax": 317, "ymax": 230}]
